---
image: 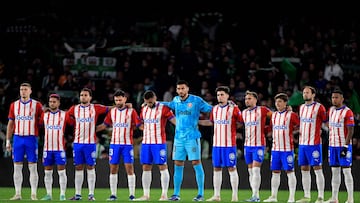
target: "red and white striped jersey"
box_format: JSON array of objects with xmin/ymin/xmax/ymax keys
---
[
  {"xmin": 104, "ymin": 107, "xmax": 141, "ymax": 145},
  {"xmin": 299, "ymin": 102, "xmax": 327, "ymax": 145},
  {"xmin": 210, "ymin": 104, "xmax": 242, "ymax": 147},
  {"xmin": 140, "ymin": 103, "xmax": 175, "ymax": 144},
  {"xmin": 40, "ymin": 110, "xmax": 71, "ymax": 151},
  {"xmin": 67, "ymin": 104, "xmax": 108, "ymax": 144},
  {"xmin": 328, "ymin": 105, "xmax": 355, "ymax": 147},
  {"xmin": 8, "ymin": 99, "xmax": 43, "ymax": 136},
  {"xmin": 270, "ymin": 110, "xmax": 299, "ymax": 151},
  {"xmin": 242, "ymin": 106, "xmax": 271, "ymax": 147}
]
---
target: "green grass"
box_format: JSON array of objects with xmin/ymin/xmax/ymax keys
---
[{"xmin": 0, "ymin": 187, "xmax": 357, "ymax": 203}]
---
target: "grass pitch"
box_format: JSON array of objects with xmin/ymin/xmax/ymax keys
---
[{"xmin": 0, "ymin": 187, "xmax": 357, "ymax": 202}]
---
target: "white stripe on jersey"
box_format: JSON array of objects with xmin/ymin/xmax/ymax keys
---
[
  {"xmin": 212, "ymin": 105, "xmax": 237, "ymax": 147},
  {"xmin": 328, "ymin": 106, "xmax": 351, "ymax": 147},
  {"xmin": 299, "ymin": 102, "xmax": 323, "ymax": 145},
  {"xmin": 74, "ymin": 104, "xmax": 96, "ymax": 144},
  {"xmin": 43, "ymin": 110, "xmax": 66, "ymax": 151},
  {"xmin": 271, "ymin": 111, "xmax": 293, "ymax": 151},
  {"xmin": 142, "ymin": 104, "xmax": 165, "ymax": 144},
  {"xmin": 110, "ymin": 108, "xmax": 135, "ymax": 145},
  {"xmin": 13, "ymin": 100, "xmax": 39, "ymax": 136},
  {"xmin": 242, "ymin": 106, "xmax": 266, "ymax": 147}
]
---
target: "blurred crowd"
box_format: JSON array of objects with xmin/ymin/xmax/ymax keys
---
[{"xmin": 0, "ymin": 9, "xmax": 360, "ymax": 160}]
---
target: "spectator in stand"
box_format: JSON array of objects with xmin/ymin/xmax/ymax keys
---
[{"xmin": 324, "ymin": 55, "xmax": 343, "ymax": 82}]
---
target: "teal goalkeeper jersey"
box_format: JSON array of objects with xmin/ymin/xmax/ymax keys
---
[{"xmin": 162, "ymin": 94, "xmax": 212, "ymax": 140}]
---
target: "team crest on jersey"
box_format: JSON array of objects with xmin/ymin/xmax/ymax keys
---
[
  {"xmin": 160, "ymin": 149, "xmax": 166, "ymax": 157},
  {"xmin": 229, "ymin": 153, "xmax": 236, "ymax": 160},
  {"xmin": 257, "ymin": 149, "xmax": 264, "ymax": 156},
  {"xmin": 312, "ymin": 150, "xmax": 320, "ymax": 158},
  {"xmin": 188, "ymin": 103, "xmax": 193, "ymax": 108},
  {"xmin": 287, "ymin": 155, "xmax": 293, "ymax": 163}
]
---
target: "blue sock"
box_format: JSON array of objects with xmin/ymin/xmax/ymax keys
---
[
  {"xmin": 173, "ymin": 165, "xmax": 184, "ymax": 196},
  {"xmin": 193, "ymin": 164, "xmax": 204, "ymax": 196}
]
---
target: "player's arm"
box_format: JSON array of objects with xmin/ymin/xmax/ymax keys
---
[
  {"xmin": 198, "ymin": 120, "xmax": 213, "ymax": 126},
  {"xmin": 96, "ymin": 111, "xmax": 112, "ymax": 132},
  {"xmin": 345, "ymin": 110, "xmax": 355, "ymax": 145},
  {"xmin": 169, "ymin": 117, "xmax": 176, "ymax": 126},
  {"xmin": 6, "ymin": 103, "xmax": 15, "ymax": 151},
  {"xmin": 96, "ymin": 124, "xmax": 107, "ymax": 132},
  {"xmin": 6, "ymin": 120, "xmax": 14, "ymax": 152}
]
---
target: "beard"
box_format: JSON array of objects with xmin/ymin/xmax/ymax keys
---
[{"xmin": 303, "ymin": 97, "xmax": 312, "ymax": 101}]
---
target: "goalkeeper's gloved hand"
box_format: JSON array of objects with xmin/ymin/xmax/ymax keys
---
[{"xmin": 340, "ymin": 145, "xmax": 348, "ymax": 157}]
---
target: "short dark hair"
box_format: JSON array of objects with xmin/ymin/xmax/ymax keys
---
[
  {"xmin": 143, "ymin": 90, "xmax": 156, "ymax": 99},
  {"xmin": 114, "ymin": 90, "xmax": 126, "ymax": 97},
  {"xmin": 245, "ymin": 90, "xmax": 258, "ymax": 100},
  {"xmin": 274, "ymin": 92, "xmax": 288, "ymax": 102},
  {"xmin": 49, "ymin": 93, "xmax": 60, "ymax": 100},
  {"xmin": 332, "ymin": 88, "xmax": 343, "ymax": 95},
  {"xmin": 303, "ymin": 86, "xmax": 316, "ymax": 94},
  {"xmin": 81, "ymin": 88, "xmax": 92, "ymax": 97},
  {"xmin": 215, "ymin": 86, "xmax": 230, "ymax": 94},
  {"xmin": 20, "ymin": 82, "xmax": 32, "ymax": 88},
  {"xmin": 177, "ymin": 80, "xmax": 189, "ymax": 87}
]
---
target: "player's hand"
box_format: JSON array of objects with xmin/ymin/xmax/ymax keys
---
[
  {"xmin": 125, "ymin": 103, "xmax": 133, "ymax": 108},
  {"xmin": 228, "ymin": 100, "xmax": 237, "ymax": 106},
  {"xmin": 340, "ymin": 145, "xmax": 348, "ymax": 157},
  {"xmin": 286, "ymin": 105, "xmax": 293, "ymax": 111},
  {"xmin": 6, "ymin": 139, "xmax": 11, "ymax": 152}
]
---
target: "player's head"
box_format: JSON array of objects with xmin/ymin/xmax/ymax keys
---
[
  {"xmin": 143, "ymin": 90, "xmax": 157, "ymax": 108},
  {"xmin": 80, "ymin": 88, "xmax": 92, "ymax": 105},
  {"xmin": 274, "ymin": 93, "xmax": 288, "ymax": 111},
  {"xmin": 302, "ymin": 86, "xmax": 316, "ymax": 102},
  {"xmin": 114, "ymin": 89, "xmax": 127, "ymax": 108},
  {"xmin": 215, "ymin": 86, "xmax": 230, "ymax": 104},
  {"xmin": 19, "ymin": 82, "xmax": 32, "ymax": 100},
  {"xmin": 176, "ymin": 80, "xmax": 189, "ymax": 99},
  {"xmin": 244, "ymin": 90, "xmax": 258, "ymax": 108},
  {"xmin": 48, "ymin": 93, "xmax": 61, "ymax": 111},
  {"xmin": 331, "ymin": 88, "xmax": 344, "ymax": 108}
]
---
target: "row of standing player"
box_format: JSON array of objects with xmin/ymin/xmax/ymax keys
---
[{"xmin": 5, "ymin": 81, "xmax": 355, "ymax": 203}]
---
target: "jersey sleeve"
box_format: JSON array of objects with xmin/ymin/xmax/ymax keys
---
[
  {"xmin": 291, "ymin": 112, "xmax": 300, "ymax": 127},
  {"xmin": 131, "ymin": 110, "xmax": 142, "ymax": 127},
  {"xmin": 95, "ymin": 104, "xmax": 108, "ymax": 115},
  {"xmin": 199, "ymin": 97, "xmax": 213, "ymax": 113},
  {"xmin": 345, "ymin": 110, "xmax": 355, "ymax": 126},
  {"xmin": 8, "ymin": 102, "xmax": 15, "ymax": 120},
  {"xmin": 103, "ymin": 111, "xmax": 113, "ymax": 127},
  {"xmin": 163, "ymin": 106, "xmax": 175, "ymax": 120},
  {"xmin": 39, "ymin": 112, "xmax": 45, "ymax": 126}
]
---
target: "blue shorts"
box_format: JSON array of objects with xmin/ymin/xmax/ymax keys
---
[
  {"xmin": 109, "ymin": 144, "xmax": 134, "ymax": 164},
  {"xmin": 328, "ymin": 146, "xmax": 352, "ymax": 167},
  {"xmin": 13, "ymin": 135, "xmax": 38, "ymax": 162},
  {"xmin": 244, "ymin": 146, "xmax": 265, "ymax": 165},
  {"xmin": 298, "ymin": 145, "xmax": 322, "ymax": 166},
  {"xmin": 43, "ymin": 151, "xmax": 67, "ymax": 166},
  {"xmin": 140, "ymin": 144, "xmax": 167, "ymax": 165},
  {"xmin": 73, "ymin": 143, "xmax": 96, "ymax": 166},
  {"xmin": 172, "ymin": 138, "xmax": 201, "ymax": 161},
  {"xmin": 270, "ymin": 151, "xmax": 295, "ymax": 171},
  {"xmin": 212, "ymin": 147, "xmax": 237, "ymax": 168}
]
